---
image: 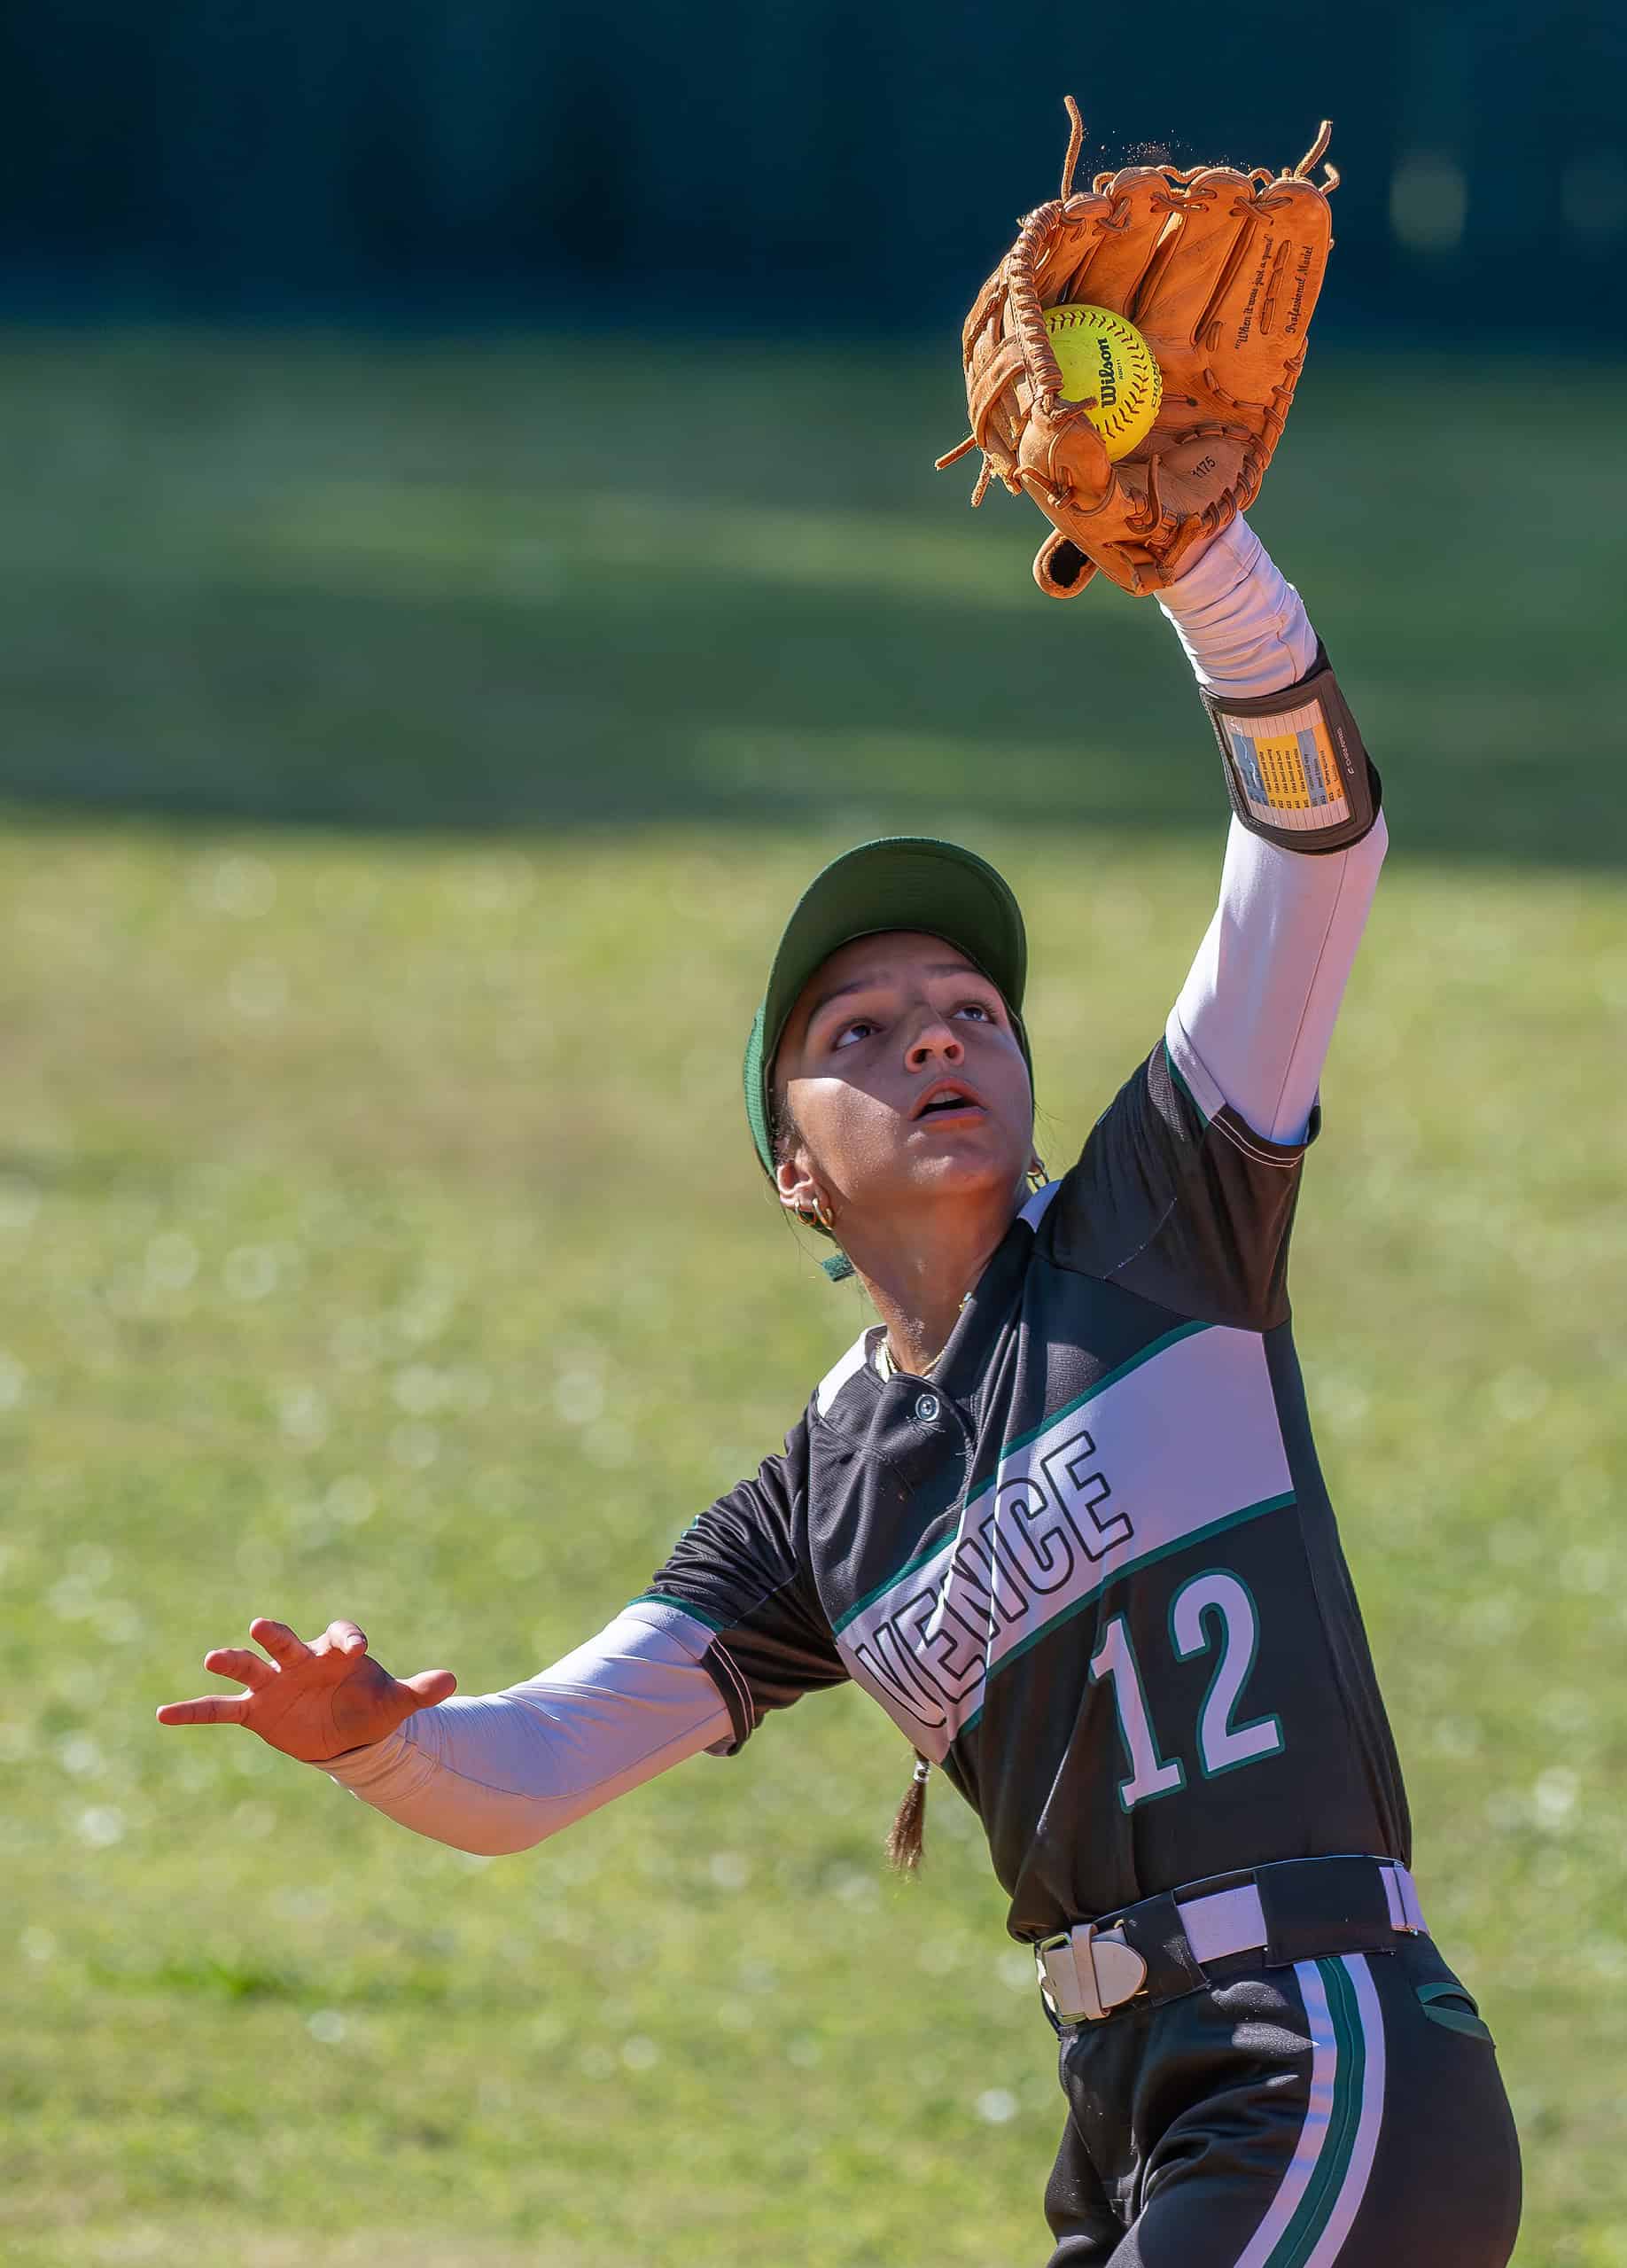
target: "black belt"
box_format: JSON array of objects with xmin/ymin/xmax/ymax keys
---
[{"xmin": 1034, "ymin": 1853, "xmax": 1427, "ymax": 2025}]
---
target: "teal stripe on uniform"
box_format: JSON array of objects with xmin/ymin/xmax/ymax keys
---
[
  {"xmin": 626, "ymin": 1589, "xmax": 728, "ymax": 1633},
  {"xmin": 832, "ymin": 1319, "xmax": 1211, "ymax": 1634},
  {"xmin": 1273, "ymin": 1956, "xmax": 1366, "ymax": 2268}
]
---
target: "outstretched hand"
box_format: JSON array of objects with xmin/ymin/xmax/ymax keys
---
[{"xmin": 156, "ymin": 1617, "xmax": 456, "ymax": 1765}]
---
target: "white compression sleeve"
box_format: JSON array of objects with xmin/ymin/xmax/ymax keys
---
[
  {"xmin": 1156, "ymin": 515, "xmax": 1318, "ymax": 698},
  {"xmin": 1157, "ymin": 518, "xmax": 1387, "ymax": 1146},
  {"xmin": 323, "ymin": 1603, "xmax": 732, "ymax": 1857}
]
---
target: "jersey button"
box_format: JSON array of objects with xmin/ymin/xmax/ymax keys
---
[{"xmin": 914, "ymin": 1391, "xmax": 940, "ymax": 1423}]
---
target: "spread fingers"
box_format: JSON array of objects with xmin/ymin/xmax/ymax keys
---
[
  {"xmin": 203, "ymin": 1646, "xmax": 276, "ymax": 1692},
  {"xmin": 155, "ymin": 1693, "xmax": 251, "ymax": 1728},
  {"xmin": 248, "ymin": 1617, "xmax": 311, "ymax": 1668}
]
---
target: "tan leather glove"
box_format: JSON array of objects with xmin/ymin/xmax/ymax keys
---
[{"xmin": 938, "ymin": 99, "xmax": 1339, "ymax": 599}]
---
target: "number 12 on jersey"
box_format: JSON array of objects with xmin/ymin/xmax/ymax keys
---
[{"xmin": 1089, "ymin": 1569, "xmax": 1284, "ymax": 1811}]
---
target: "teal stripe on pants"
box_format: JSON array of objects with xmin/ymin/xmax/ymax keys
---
[{"xmin": 1272, "ymin": 1956, "xmax": 1366, "ymax": 2268}]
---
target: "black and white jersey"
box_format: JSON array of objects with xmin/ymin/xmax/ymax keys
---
[
  {"xmin": 642, "ymin": 1028, "xmax": 1409, "ymax": 1942},
  {"xmin": 324, "ymin": 520, "xmax": 1407, "ymax": 1950}
]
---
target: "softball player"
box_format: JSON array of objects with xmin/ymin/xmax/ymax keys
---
[{"xmin": 160, "ymin": 516, "xmax": 1522, "ymax": 2264}]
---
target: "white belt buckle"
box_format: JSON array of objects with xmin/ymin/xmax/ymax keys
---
[
  {"xmin": 1382, "ymin": 1862, "xmax": 1428, "ymax": 1935},
  {"xmin": 1035, "ymin": 1923, "xmax": 1149, "ymax": 2023}
]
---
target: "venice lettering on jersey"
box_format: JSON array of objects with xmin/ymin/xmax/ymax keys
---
[{"xmin": 833, "ymin": 1321, "xmax": 1295, "ymax": 1755}]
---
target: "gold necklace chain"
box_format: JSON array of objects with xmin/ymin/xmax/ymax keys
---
[
  {"xmin": 877, "ymin": 1340, "xmax": 944, "ymax": 1382},
  {"xmin": 876, "ymin": 1295, "xmax": 967, "ymax": 1383}
]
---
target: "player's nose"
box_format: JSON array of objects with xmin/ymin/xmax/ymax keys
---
[{"xmin": 905, "ymin": 1017, "xmax": 964, "ymax": 1070}]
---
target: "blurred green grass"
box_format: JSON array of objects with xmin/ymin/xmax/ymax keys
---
[
  {"xmin": 1, "ymin": 335, "xmax": 1624, "ymax": 2267},
  {"xmin": 0, "ymin": 331, "xmax": 1623, "ymax": 861}
]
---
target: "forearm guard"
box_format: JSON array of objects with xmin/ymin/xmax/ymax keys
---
[{"xmin": 1201, "ymin": 644, "xmax": 1381, "ymax": 853}]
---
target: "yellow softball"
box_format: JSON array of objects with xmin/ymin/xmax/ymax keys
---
[{"xmin": 1042, "ymin": 304, "xmax": 1163, "ymax": 461}]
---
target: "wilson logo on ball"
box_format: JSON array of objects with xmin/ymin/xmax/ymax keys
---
[{"xmin": 1041, "ymin": 306, "xmax": 1162, "ymax": 461}]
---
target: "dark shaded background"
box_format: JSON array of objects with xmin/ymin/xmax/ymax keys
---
[
  {"xmin": 0, "ymin": 5, "xmax": 1622, "ymax": 867},
  {"xmin": 3, "ymin": 1, "xmax": 1624, "ymax": 339}
]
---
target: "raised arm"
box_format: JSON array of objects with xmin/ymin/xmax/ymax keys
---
[
  {"xmin": 158, "ymin": 1601, "xmax": 729, "ymax": 1859},
  {"xmin": 158, "ymin": 1446, "xmax": 845, "ymax": 1857},
  {"xmin": 323, "ymin": 1604, "xmax": 730, "ymax": 1855},
  {"xmin": 1157, "ymin": 518, "xmax": 1388, "ymax": 1145}
]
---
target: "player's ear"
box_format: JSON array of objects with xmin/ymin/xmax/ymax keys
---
[
  {"xmin": 770, "ymin": 1082, "xmax": 809, "ymax": 1212},
  {"xmin": 775, "ymin": 1150, "xmax": 821, "ymax": 1220}
]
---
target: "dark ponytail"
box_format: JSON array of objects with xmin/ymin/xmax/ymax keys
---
[{"xmin": 885, "ymin": 1751, "xmax": 931, "ymax": 1873}]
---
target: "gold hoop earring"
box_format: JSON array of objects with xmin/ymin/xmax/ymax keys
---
[
  {"xmin": 1027, "ymin": 1157, "xmax": 1048, "ymax": 1193},
  {"xmin": 798, "ymin": 1196, "xmax": 837, "ymax": 1232}
]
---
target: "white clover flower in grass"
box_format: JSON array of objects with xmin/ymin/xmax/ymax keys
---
[
  {"xmin": 1534, "ymin": 1768, "xmax": 1579, "ymax": 1830},
  {"xmin": 390, "ymin": 1422, "xmax": 439, "ymax": 1470},
  {"xmin": 276, "ymin": 1384, "xmax": 328, "ymax": 1448},
  {"xmin": 553, "ymin": 1368, "xmax": 604, "ymax": 1426},
  {"xmin": 145, "ymin": 1232, "xmax": 199, "ymax": 1291},
  {"xmin": 193, "ymin": 854, "xmax": 276, "ymax": 917},
  {"xmin": 392, "ymin": 1363, "xmax": 446, "ymax": 1415},
  {"xmin": 223, "ymin": 1245, "xmax": 279, "ymax": 1301},
  {"xmin": 0, "ymin": 1177, "xmax": 40, "ymax": 1231}
]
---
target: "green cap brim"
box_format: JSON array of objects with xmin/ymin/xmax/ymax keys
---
[{"xmin": 743, "ymin": 836, "xmax": 1031, "ymax": 1184}]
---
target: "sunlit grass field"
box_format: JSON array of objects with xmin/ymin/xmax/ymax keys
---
[{"xmin": 2, "ymin": 335, "xmax": 1624, "ymax": 2267}]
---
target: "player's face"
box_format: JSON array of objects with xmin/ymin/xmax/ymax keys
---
[{"xmin": 772, "ymin": 930, "xmax": 1033, "ymax": 1230}]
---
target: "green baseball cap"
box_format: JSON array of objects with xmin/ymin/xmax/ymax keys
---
[{"xmin": 743, "ymin": 836, "xmax": 1032, "ymax": 1204}]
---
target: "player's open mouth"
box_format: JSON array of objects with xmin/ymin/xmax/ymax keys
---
[{"xmin": 912, "ymin": 1080, "xmax": 986, "ymax": 1122}]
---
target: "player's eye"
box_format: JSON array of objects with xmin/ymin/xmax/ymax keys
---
[
  {"xmin": 833, "ymin": 1018, "xmax": 877, "ymax": 1049},
  {"xmin": 956, "ymin": 999, "xmax": 994, "ymax": 1022}
]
